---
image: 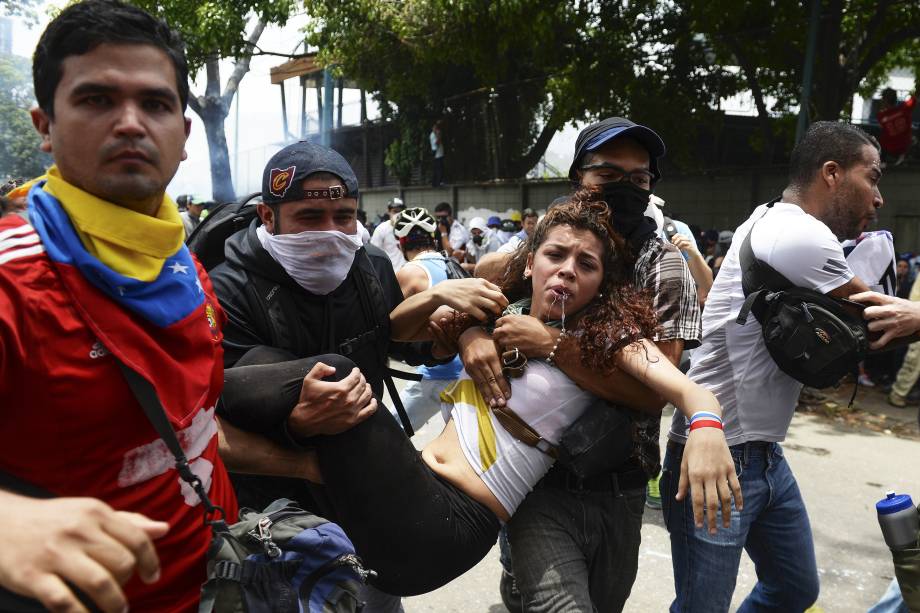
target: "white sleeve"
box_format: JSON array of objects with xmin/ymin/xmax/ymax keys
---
[
  {"xmin": 449, "ymin": 223, "xmax": 468, "ymax": 250},
  {"xmin": 370, "ymin": 223, "xmax": 386, "ymax": 249},
  {"xmin": 752, "ymin": 213, "xmax": 853, "ymax": 294},
  {"xmin": 497, "ymin": 237, "xmax": 519, "ymax": 254}
]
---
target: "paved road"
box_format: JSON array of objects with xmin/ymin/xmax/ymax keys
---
[{"xmin": 392, "ymin": 400, "xmax": 919, "ymax": 613}]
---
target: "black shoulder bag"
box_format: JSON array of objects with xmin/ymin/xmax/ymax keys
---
[{"xmin": 735, "ymin": 200, "xmax": 869, "ymax": 394}]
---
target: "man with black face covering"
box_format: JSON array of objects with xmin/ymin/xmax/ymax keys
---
[{"xmin": 458, "ymin": 118, "xmax": 701, "ymax": 611}]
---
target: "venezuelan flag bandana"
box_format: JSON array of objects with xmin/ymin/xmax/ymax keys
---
[{"xmin": 27, "ymin": 177, "xmax": 204, "ymax": 328}]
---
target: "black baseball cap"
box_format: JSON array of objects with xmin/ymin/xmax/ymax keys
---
[
  {"xmin": 261, "ymin": 140, "xmax": 359, "ymax": 205},
  {"xmin": 568, "ymin": 117, "xmax": 666, "ymax": 183}
]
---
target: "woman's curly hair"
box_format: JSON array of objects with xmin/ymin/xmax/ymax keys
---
[{"xmin": 498, "ymin": 188, "xmax": 660, "ymax": 372}]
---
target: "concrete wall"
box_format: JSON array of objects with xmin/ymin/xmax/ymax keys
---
[{"xmin": 359, "ymin": 166, "xmax": 920, "ymax": 251}]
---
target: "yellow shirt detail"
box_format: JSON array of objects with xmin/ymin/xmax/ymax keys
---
[{"xmin": 441, "ymin": 379, "xmax": 498, "ymax": 471}]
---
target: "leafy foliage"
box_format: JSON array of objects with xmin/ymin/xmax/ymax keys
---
[
  {"xmin": 131, "ymin": 0, "xmax": 296, "ymax": 72},
  {"xmin": 0, "ymin": 54, "xmax": 51, "ymax": 180},
  {"xmin": 305, "ymin": 0, "xmax": 919, "ymax": 180},
  {"xmin": 305, "ymin": 0, "xmax": 626, "ymax": 179}
]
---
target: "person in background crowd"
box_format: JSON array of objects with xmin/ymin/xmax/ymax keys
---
[
  {"xmin": 653, "ymin": 199, "xmax": 713, "ymax": 309},
  {"xmin": 701, "ymin": 228, "xmax": 719, "ymax": 268},
  {"xmin": 509, "ymin": 210, "xmax": 523, "ymax": 232},
  {"xmin": 371, "ymin": 197, "xmax": 407, "ymax": 270},
  {"xmin": 877, "ymin": 86, "xmax": 916, "ymax": 167},
  {"xmin": 434, "ymin": 201, "xmax": 468, "ymax": 261},
  {"xmin": 496, "ymin": 208, "xmax": 539, "ymax": 256},
  {"xmin": 392, "ymin": 206, "xmax": 464, "ymax": 431},
  {"xmin": 177, "ymin": 193, "xmax": 205, "ymax": 238},
  {"xmin": 486, "ymin": 215, "xmax": 506, "ymax": 246},
  {"xmin": 430, "ymin": 120, "xmax": 445, "ymax": 187},
  {"xmin": 357, "ymin": 209, "xmax": 372, "ymax": 244},
  {"xmin": 862, "ymin": 258, "xmax": 911, "ymax": 386},
  {"xmin": 1, "ymin": 179, "xmax": 27, "ymax": 219},
  {"xmin": 881, "ymin": 270, "xmax": 920, "ymax": 408},
  {"xmin": 465, "ymin": 216, "xmax": 499, "ymax": 266},
  {"xmin": 0, "ymin": 2, "xmax": 238, "ymax": 610},
  {"xmin": 897, "ymin": 257, "xmax": 912, "ymax": 299},
  {"xmin": 519, "ymin": 208, "xmax": 538, "ymax": 239},
  {"xmin": 497, "ymin": 216, "xmax": 518, "ymax": 244},
  {"xmin": 663, "ymin": 121, "xmax": 880, "ymax": 612}
]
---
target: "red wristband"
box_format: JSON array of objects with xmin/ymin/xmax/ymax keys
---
[{"xmin": 689, "ymin": 419, "xmax": 723, "ymax": 432}]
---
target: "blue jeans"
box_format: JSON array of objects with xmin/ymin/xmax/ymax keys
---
[
  {"xmin": 661, "ymin": 441, "xmax": 819, "ymax": 613},
  {"xmin": 867, "ymin": 579, "xmax": 909, "ymax": 613}
]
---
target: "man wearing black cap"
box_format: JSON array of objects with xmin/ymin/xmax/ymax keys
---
[
  {"xmin": 210, "ymin": 140, "xmax": 449, "ymax": 613},
  {"xmin": 458, "ymin": 117, "xmax": 702, "ymax": 611}
]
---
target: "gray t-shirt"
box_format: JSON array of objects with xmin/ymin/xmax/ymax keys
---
[{"xmin": 669, "ymin": 202, "xmax": 853, "ymax": 446}]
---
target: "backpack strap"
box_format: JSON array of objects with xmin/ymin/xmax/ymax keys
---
[
  {"xmin": 115, "ymin": 361, "xmax": 230, "ymax": 535},
  {"xmin": 739, "ymin": 199, "xmax": 794, "ymax": 297},
  {"xmin": 350, "ymin": 250, "xmax": 416, "ymax": 437}
]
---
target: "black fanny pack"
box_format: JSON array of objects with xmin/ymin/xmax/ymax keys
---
[{"xmin": 736, "ymin": 201, "xmax": 869, "ymax": 391}]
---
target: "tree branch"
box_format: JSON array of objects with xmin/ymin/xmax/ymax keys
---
[
  {"xmin": 205, "ymin": 58, "xmax": 221, "ymax": 100},
  {"xmin": 222, "ymin": 20, "xmax": 267, "ymax": 108},
  {"xmin": 842, "ymin": 0, "xmax": 893, "ymax": 73},
  {"xmin": 188, "ymin": 92, "xmax": 203, "ymax": 116},
  {"xmin": 515, "ymin": 106, "xmax": 564, "ymax": 175},
  {"xmin": 850, "ymin": 26, "xmax": 920, "ymax": 93}
]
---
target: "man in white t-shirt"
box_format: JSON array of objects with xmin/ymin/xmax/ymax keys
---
[
  {"xmin": 662, "ymin": 121, "xmax": 883, "ymax": 612},
  {"xmin": 370, "ymin": 197, "xmax": 406, "ymax": 270}
]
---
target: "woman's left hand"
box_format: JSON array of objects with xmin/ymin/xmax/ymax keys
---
[
  {"xmin": 492, "ymin": 315, "xmax": 561, "ymax": 358},
  {"xmin": 677, "ymin": 428, "xmax": 743, "ymax": 534}
]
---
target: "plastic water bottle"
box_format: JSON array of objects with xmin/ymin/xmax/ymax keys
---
[{"xmin": 876, "ymin": 491, "xmax": 919, "ymax": 550}]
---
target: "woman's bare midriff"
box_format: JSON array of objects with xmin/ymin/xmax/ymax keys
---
[{"xmin": 421, "ymin": 419, "xmax": 511, "ymax": 522}]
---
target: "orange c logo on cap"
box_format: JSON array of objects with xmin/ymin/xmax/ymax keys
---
[{"xmin": 269, "ymin": 166, "xmax": 296, "ymax": 198}]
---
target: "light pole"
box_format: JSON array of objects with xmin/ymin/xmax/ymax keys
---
[{"xmin": 795, "ymin": 0, "xmax": 821, "ymax": 143}]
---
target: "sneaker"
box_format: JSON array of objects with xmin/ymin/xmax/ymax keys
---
[
  {"xmin": 499, "ymin": 570, "xmax": 524, "ymax": 613},
  {"xmin": 646, "ymin": 475, "xmax": 662, "ymax": 510},
  {"xmin": 858, "ymin": 374, "xmax": 875, "ymax": 387},
  {"xmin": 888, "ymin": 391, "xmax": 908, "ymax": 408}
]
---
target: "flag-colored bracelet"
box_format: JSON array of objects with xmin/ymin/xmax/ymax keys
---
[{"xmin": 688, "ymin": 411, "xmax": 723, "ymax": 431}]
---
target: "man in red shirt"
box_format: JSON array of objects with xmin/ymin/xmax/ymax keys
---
[
  {"xmin": 877, "ymin": 87, "xmax": 916, "ymax": 165},
  {"xmin": 0, "ymin": 1, "xmax": 236, "ymax": 611}
]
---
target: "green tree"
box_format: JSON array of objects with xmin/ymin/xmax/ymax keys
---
[
  {"xmin": 305, "ymin": 0, "xmax": 661, "ymax": 180},
  {"xmin": 305, "ymin": 0, "xmax": 919, "ymax": 182},
  {"xmin": 0, "ymin": 54, "xmax": 51, "ymax": 180},
  {"xmin": 671, "ymin": 0, "xmax": 920, "ymax": 159},
  {"xmin": 130, "ymin": 0, "xmax": 297, "ymax": 201}
]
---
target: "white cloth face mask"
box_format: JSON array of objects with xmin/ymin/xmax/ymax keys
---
[{"xmin": 257, "ymin": 224, "xmax": 363, "ymax": 295}]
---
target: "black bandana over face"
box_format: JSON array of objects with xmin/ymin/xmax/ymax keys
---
[{"xmin": 601, "ymin": 181, "xmax": 657, "ymax": 250}]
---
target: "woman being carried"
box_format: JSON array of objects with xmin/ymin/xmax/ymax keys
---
[{"xmin": 304, "ymin": 191, "xmax": 740, "ymax": 596}]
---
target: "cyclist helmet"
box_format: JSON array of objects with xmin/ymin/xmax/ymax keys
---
[{"xmin": 394, "ymin": 207, "xmax": 437, "ymax": 238}]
